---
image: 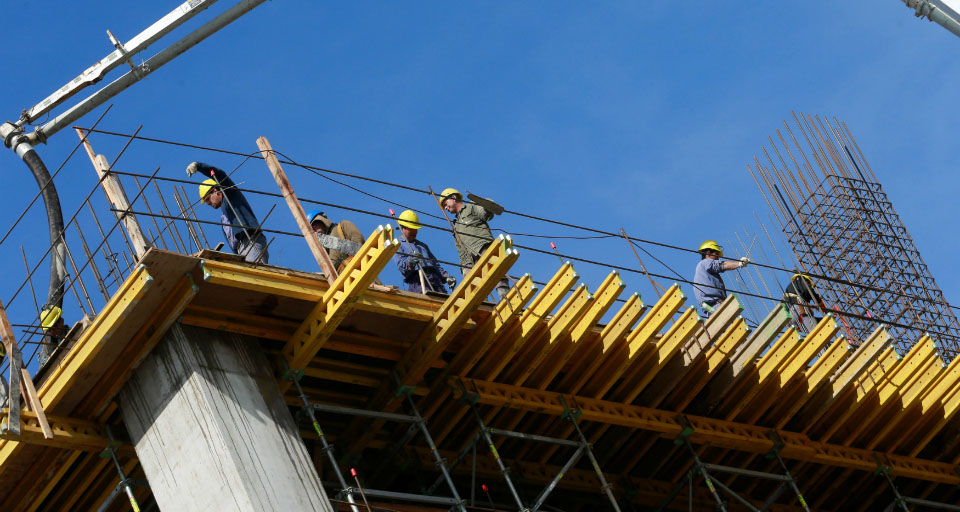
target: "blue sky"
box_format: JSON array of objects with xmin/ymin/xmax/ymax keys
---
[{"xmin": 1, "ymin": 1, "xmax": 957, "ymax": 364}]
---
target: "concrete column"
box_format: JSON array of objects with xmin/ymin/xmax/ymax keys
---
[{"xmin": 119, "ymin": 322, "xmax": 332, "ymax": 511}]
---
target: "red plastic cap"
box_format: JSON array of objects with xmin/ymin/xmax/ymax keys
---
[
  {"xmin": 350, "ymin": 468, "xmax": 357, "ymax": 477},
  {"xmin": 482, "ymin": 484, "xmax": 489, "ymax": 493},
  {"xmin": 550, "ymin": 242, "xmax": 557, "ymax": 250},
  {"xmin": 389, "ymin": 209, "xmax": 395, "ymax": 216}
]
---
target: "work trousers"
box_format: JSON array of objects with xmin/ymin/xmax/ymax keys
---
[{"xmin": 237, "ymin": 234, "xmax": 269, "ymax": 264}]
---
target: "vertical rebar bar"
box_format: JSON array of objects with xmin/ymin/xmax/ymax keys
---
[
  {"xmin": 152, "ymin": 180, "xmax": 187, "ymax": 254},
  {"xmin": 62, "ymin": 238, "xmax": 94, "ymax": 315},
  {"xmin": 74, "ymin": 221, "xmax": 110, "ymax": 301},
  {"xmin": 179, "ymin": 184, "xmax": 211, "ymax": 248},
  {"xmin": 132, "ymin": 176, "xmax": 169, "ymax": 251}
]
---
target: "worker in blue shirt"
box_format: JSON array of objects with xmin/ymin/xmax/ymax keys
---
[
  {"xmin": 188, "ymin": 161, "xmax": 269, "ymax": 264},
  {"xmin": 394, "ymin": 210, "xmax": 456, "ymax": 294},
  {"xmin": 693, "ymin": 240, "xmax": 749, "ymax": 317}
]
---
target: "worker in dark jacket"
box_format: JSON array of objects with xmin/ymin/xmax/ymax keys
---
[
  {"xmin": 783, "ymin": 273, "xmax": 821, "ymax": 333},
  {"xmin": 393, "ymin": 210, "xmax": 456, "ymax": 293},
  {"xmin": 188, "ymin": 162, "xmax": 268, "ymax": 264},
  {"xmin": 306, "ymin": 209, "xmax": 364, "ymax": 272},
  {"xmin": 440, "ymin": 187, "xmax": 509, "ymax": 299}
]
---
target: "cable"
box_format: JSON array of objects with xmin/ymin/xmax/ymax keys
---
[{"xmin": 74, "ymin": 126, "xmax": 960, "ymax": 315}]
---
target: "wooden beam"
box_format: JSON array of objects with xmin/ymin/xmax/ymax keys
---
[
  {"xmin": 75, "ymin": 128, "xmax": 151, "ymax": 258},
  {"xmin": 256, "ymin": 136, "xmax": 338, "ymax": 283},
  {"xmin": 0, "ymin": 301, "xmax": 50, "ymax": 439}
]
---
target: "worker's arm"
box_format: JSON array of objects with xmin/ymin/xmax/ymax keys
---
[{"xmin": 721, "ymin": 257, "xmax": 750, "ymax": 271}]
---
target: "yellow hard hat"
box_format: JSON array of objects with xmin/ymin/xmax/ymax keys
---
[
  {"xmin": 40, "ymin": 304, "xmax": 62, "ymax": 331},
  {"xmin": 198, "ymin": 179, "xmax": 217, "ymax": 200},
  {"xmin": 792, "ymin": 273, "xmax": 813, "ymax": 283},
  {"xmin": 440, "ymin": 188, "xmax": 461, "ymax": 201},
  {"xmin": 397, "ymin": 210, "xmax": 422, "ymax": 229},
  {"xmin": 698, "ymin": 240, "xmax": 723, "ymax": 257}
]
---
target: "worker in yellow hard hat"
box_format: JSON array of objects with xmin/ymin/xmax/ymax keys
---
[
  {"xmin": 440, "ymin": 187, "xmax": 509, "ymax": 299},
  {"xmin": 783, "ymin": 273, "xmax": 822, "ymax": 333},
  {"xmin": 692, "ymin": 239, "xmax": 750, "ymax": 317},
  {"xmin": 188, "ymin": 162, "xmax": 269, "ymax": 264},
  {"xmin": 393, "ymin": 210, "xmax": 456, "ymax": 294}
]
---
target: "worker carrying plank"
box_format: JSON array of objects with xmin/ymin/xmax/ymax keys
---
[
  {"xmin": 306, "ymin": 209, "xmax": 364, "ymax": 272},
  {"xmin": 393, "ymin": 210, "xmax": 456, "ymax": 294},
  {"xmin": 692, "ymin": 240, "xmax": 749, "ymax": 318},
  {"xmin": 440, "ymin": 188, "xmax": 510, "ymax": 299},
  {"xmin": 782, "ymin": 273, "xmax": 821, "ymax": 333},
  {"xmin": 188, "ymin": 162, "xmax": 269, "ymax": 264}
]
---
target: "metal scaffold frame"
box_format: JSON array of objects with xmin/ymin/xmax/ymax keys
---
[
  {"xmin": 748, "ymin": 112, "xmax": 960, "ymax": 354},
  {"xmin": 286, "ymin": 365, "xmax": 468, "ymax": 512},
  {"xmin": 657, "ymin": 417, "xmax": 810, "ymax": 512},
  {"xmin": 456, "ymin": 379, "xmax": 623, "ymax": 512}
]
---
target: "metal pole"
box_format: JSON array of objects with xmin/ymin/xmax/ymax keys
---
[
  {"xmin": 560, "ymin": 397, "xmax": 622, "ymax": 512},
  {"xmin": 465, "ymin": 399, "xmax": 526, "ymax": 510},
  {"xmin": 103, "ymin": 426, "xmax": 142, "ymax": 512},
  {"xmin": 399, "ymin": 384, "xmax": 467, "ymax": 512},
  {"xmin": 288, "ymin": 370, "xmax": 360, "ymax": 512},
  {"xmin": 531, "ymin": 444, "xmax": 585, "ymax": 511}
]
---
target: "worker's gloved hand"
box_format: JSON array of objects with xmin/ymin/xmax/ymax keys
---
[
  {"xmin": 445, "ymin": 275, "xmax": 457, "ymax": 289},
  {"xmin": 739, "ymin": 257, "xmax": 751, "ymax": 268},
  {"xmin": 408, "ymin": 251, "xmax": 422, "ymax": 268},
  {"xmin": 186, "ymin": 161, "xmax": 201, "ymax": 177}
]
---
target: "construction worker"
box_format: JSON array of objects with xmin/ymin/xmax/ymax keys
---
[
  {"xmin": 393, "ymin": 210, "xmax": 456, "ymax": 293},
  {"xmin": 783, "ymin": 273, "xmax": 821, "ymax": 333},
  {"xmin": 692, "ymin": 240, "xmax": 750, "ymax": 317},
  {"xmin": 37, "ymin": 304, "xmax": 66, "ymax": 367},
  {"xmin": 440, "ymin": 188, "xmax": 509, "ymax": 299},
  {"xmin": 306, "ymin": 209, "xmax": 364, "ymax": 272},
  {"xmin": 188, "ymin": 162, "xmax": 269, "ymax": 264}
]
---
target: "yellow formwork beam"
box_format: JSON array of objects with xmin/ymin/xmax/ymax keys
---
[
  {"xmin": 757, "ymin": 335, "xmax": 852, "ymax": 428},
  {"xmin": 508, "ymin": 284, "xmax": 593, "ymax": 386},
  {"xmin": 531, "ymin": 271, "xmax": 625, "ymax": 390},
  {"xmin": 830, "ymin": 327, "xmax": 891, "ymax": 396},
  {"xmin": 682, "ymin": 294, "xmax": 742, "ymax": 365},
  {"xmin": 282, "ymin": 225, "xmax": 399, "ymax": 374},
  {"xmin": 777, "ymin": 316, "xmax": 840, "ymax": 386},
  {"xmin": 201, "ymin": 259, "xmax": 326, "ymax": 300},
  {"xmin": 474, "ymin": 261, "xmax": 577, "ymax": 381},
  {"xmin": 844, "ymin": 338, "xmax": 944, "ymax": 447},
  {"xmin": 571, "ymin": 271, "xmax": 625, "ymax": 344},
  {"xmin": 599, "ymin": 293, "xmax": 645, "ymax": 353},
  {"xmin": 417, "ymin": 274, "xmax": 538, "ymax": 420},
  {"xmin": 348, "ymin": 236, "xmax": 519, "ymax": 454},
  {"xmin": 581, "ymin": 285, "xmax": 683, "ymax": 400},
  {"xmin": 876, "ymin": 337, "xmax": 940, "ymax": 406},
  {"xmin": 611, "ymin": 306, "xmax": 700, "ymax": 404},
  {"xmin": 706, "ymin": 317, "xmax": 750, "ymax": 373},
  {"xmin": 558, "ymin": 293, "xmax": 645, "ymax": 396},
  {"xmin": 453, "ymin": 377, "xmax": 960, "ymax": 486},
  {"xmin": 391, "ymin": 235, "xmax": 518, "ymax": 393},
  {"xmin": 627, "ymin": 284, "xmax": 685, "ymax": 358}
]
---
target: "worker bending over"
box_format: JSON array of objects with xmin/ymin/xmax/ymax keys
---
[
  {"xmin": 189, "ymin": 162, "xmax": 269, "ymax": 264},
  {"xmin": 783, "ymin": 273, "xmax": 821, "ymax": 333},
  {"xmin": 692, "ymin": 240, "xmax": 749, "ymax": 317},
  {"xmin": 307, "ymin": 209, "xmax": 364, "ymax": 272},
  {"xmin": 394, "ymin": 210, "xmax": 456, "ymax": 293},
  {"xmin": 441, "ymin": 188, "xmax": 510, "ymax": 299}
]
